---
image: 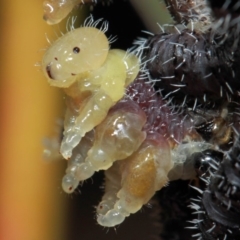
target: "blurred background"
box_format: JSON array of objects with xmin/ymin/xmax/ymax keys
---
[{"xmin": 0, "ymin": 1, "xmax": 170, "ymax": 239}]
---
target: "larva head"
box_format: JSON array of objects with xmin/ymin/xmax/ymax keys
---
[{"xmin": 42, "ymin": 27, "xmax": 109, "ymax": 88}]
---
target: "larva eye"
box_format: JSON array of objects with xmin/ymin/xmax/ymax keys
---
[
  {"xmin": 73, "ymin": 47, "xmax": 80, "ymax": 54},
  {"xmin": 42, "ymin": 27, "xmax": 109, "ymax": 88}
]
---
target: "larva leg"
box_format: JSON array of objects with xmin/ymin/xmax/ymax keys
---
[
  {"xmin": 60, "ymin": 89, "xmax": 114, "ymax": 159},
  {"xmin": 96, "ymin": 134, "xmax": 173, "ymax": 227},
  {"xmin": 43, "ymin": 0, "xmax": 82, "ymax": 25}
]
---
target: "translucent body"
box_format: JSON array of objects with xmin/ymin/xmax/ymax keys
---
[{"xmin": 43, "ymin": 0, "xmax": 83, "ymax": 25}]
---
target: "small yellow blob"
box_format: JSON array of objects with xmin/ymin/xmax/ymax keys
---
[
  {"xmin": 43, "ymin": 0, "xmax": 83, "ymax": 25},
  {"xmin": 42, "ymin": 23, "xmax": 140, "ymax": 160}
]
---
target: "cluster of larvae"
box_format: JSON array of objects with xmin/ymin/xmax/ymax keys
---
[{"xmin": 42, "ymin": 19, "xmax": 210, "ymax": 226}]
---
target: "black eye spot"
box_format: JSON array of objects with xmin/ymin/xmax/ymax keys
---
[{"xmin": 73, "ymin": 47, "xmax": 80, "ymax": 54}]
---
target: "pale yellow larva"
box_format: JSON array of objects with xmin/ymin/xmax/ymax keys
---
[{"xmin": 42, "ymin": 20, "xmax": 140, "ymax": 160}]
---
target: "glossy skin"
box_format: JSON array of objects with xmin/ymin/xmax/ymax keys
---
[{"xmin": 43, "ymin": 0, "xmax": 83, "ymax": 25}]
